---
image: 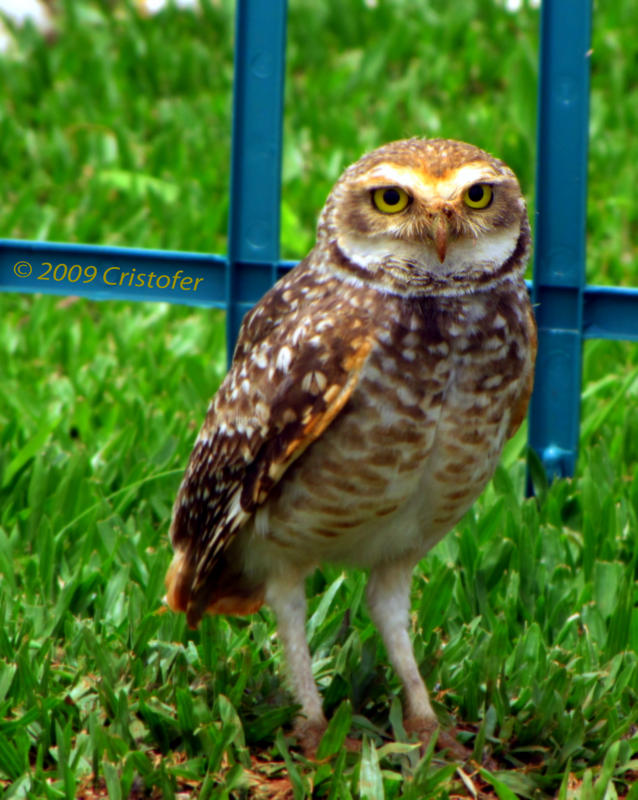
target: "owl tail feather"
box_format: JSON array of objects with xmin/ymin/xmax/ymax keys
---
[{"xmin": 165, "ymin": 548, "xmax": 265, "ymax": 629}]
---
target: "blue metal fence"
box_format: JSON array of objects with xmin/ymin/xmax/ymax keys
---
[{"xmin": 1, "ymin": 0, "xmax": 637, "ymax": 478}]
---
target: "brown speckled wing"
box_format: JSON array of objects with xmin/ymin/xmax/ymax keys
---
[
  {"xmin": 166, "ymin": 261, "xmax": 373, "ymax": 624},
  {"xmin": 507, "ymin": 301, "xmax": 537, "ymax": 439}
]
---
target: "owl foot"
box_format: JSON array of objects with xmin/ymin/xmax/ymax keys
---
[
  {"xmin": 293, "ymin": 718, "xmax": 362, "ymax": 759},
  {"xmin": 404, "ymin": 716, "xmax": 473, "ymax": 763},
  {"xmin": 293, "ymin": 718, "xmax": 327, "ymax": 759}
]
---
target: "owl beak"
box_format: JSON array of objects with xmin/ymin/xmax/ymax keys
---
[{"xmin": 433, "ymin": 215, "xmax": 449, "ymax": 263}]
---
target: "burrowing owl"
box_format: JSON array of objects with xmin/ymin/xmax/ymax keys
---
[{"xmin": 165, "ymin": 138, "xmax": 537, "ymax": 758}]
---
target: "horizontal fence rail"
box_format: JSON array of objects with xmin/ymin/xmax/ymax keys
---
[
  {"xmin": 2, "ymin": 238, "xmax": 637, "ymax": 343},
  {"xmin": 0, "ymin": 239, "xmax": 227, "ymax": 307}
]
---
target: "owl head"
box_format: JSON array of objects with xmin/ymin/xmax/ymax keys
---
[{"xmin": 316, "ymin": 138, "xmax": 530, "ymax": 295}]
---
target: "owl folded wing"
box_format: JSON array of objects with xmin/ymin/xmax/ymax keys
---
[{"xmin": 165, "ymin": 269, "xmax": 374, "ymax": 625}]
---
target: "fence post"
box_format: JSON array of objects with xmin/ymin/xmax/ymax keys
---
[
  {"xmin": 528, "ymin": 0, "xmax": 593, "ymax": 478},
  {"xmin": 225, "ymin": 0, "xmax": 288, "ymax": 364}
]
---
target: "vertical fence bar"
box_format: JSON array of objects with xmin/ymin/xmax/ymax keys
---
[
  {"xmin": 528, "ymin": 0, "xmax": 593, "ymax": 478},
  {"xmin": 226, "ymin": 0, "xmax": 288, "ymax": 364}
]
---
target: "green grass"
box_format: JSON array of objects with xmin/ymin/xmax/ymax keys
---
[{"xmin": 1, "ymin": 0, "xmax": 638, "ymax": 797}]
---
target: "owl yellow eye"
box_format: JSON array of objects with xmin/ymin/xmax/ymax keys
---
[
  {"xmin": 372, "ymin": 187, "xmax": 410, "ymax": 214},
  {"xmin": 463, "ymin": 183, "xmax": 493, "ymax": 209}
]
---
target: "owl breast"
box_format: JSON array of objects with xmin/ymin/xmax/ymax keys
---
[{"xmin": 241, "ymin": 281, "xmax": 534, "ymax": 573}]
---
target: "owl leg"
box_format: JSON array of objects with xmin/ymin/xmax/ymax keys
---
[
  {"xmin": 366, "ymin": 560, "xmax": 436, "ymax": 727},
  {"xmin": 366, "ymin": 560, "xmax": 469, "ymax": 761},
  {"xmin": 266, "ymin": 574, "xmax": 327, "ymax": 756}
]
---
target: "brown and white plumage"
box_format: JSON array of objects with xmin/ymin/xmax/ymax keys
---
[{"xmin": 166, "ymin": 137, "xmax": 537, "ymax": 757}]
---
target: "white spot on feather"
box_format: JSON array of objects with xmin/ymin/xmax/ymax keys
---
[
  {"xmin": 276, "ymin": 346, "xmax": 293, "ymax": 373},
  {"xmin": 396, "ymin": 384, "xmax": 418, "ymax": 406},
  {"xmin": 315, "ymin": 318, "xmax": 334, "ymax": 333},
  {"xmin": 430, "ymin": 341, "xmax": 450, "ymax": 356},
  {"xmin": 227, "ymin": 488, "xmax": 244, "ymax": 523},
  {"xmin": 483, "ymin": 374, "xmax": 504, "ymax": 389},
  {"xmin": 302, "ymin": 370, "xmax": 328, "ymax": 394}
]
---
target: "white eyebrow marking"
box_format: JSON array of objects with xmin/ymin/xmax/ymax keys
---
[{"xmin": 360, "ymin": 162, "xmax": 503, "ymax": 201}]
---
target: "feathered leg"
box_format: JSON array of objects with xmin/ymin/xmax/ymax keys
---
[
  {"xmin": 266, "ymin": 574, "xmax": 327, "ymax": 756},
  {"xmin": 366, "ymin": 559, "xmax": 469, "ymax": 760}
]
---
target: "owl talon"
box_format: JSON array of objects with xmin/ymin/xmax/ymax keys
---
[
  {"xmin": 293, "ymin": 718, "xmax": 327, "ymax": 759},
  {"xmin": 404, "ymin": 717, "xmax": 472, "ymax": 763},
  {"xmin": 293, "ymin": 718, "xmax": 362, "ymax": 759}
]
